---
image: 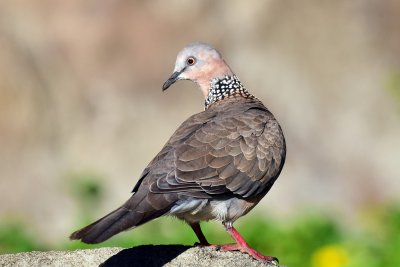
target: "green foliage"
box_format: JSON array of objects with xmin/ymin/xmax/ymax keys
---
[
  {"xmin": 374, "ymin": 205, "xmax": 400, "ymax": 267},
  {"xmin": 65, "ymin": 171, "xmax": 105, "ymax": 226},
  {"xmin": 0, "ymin": 220, "xmax": 46, "ymax": 253},
  {"xmin": 1, "ymin": 175, "xmax": 400, "ymax": 267},
  {"xmin": 386, "ymin": 71, "xmax": 400, "ymax": 108},
  {"xmin": 66, "ymin": 171, "xmax": 104, "ymax": 209}
]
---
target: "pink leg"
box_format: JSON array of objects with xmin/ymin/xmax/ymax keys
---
[
  {"xmin": 213, "ymin": 223, "xmax": 278, "ymax": 263},
  {"xmin": 189, "ymin": 221, "xmax": 278, "ymax": 263}
]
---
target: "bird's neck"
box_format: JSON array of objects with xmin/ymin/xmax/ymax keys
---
[{"xmin": 204, "ymin": 75, "xmax": 255, "ymax": 109}]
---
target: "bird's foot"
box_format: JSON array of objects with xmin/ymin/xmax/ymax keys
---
[
  {"xmin": 208, "ymin": 243, "xmax": 279, "ymax": 264},
  {"xmin": 193, "ymin": 241, "xmax": 210, "ymax": 247}
]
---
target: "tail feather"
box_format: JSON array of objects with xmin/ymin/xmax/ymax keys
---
[
  {"xmin": 70, "ymin": 194, "xmax": 171, "ymax": 244},
  {"xmin": 70, "ymin": 207, "xmax": 135, "ymax": 243}
]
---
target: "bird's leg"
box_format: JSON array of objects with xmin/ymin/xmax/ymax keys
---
[
  {"xmin": 190, "ymin": 222, "xmax": 210, "ymax": 246},
  {"xmin": 213, "ymin": 222, "xmax": 278, "ymax": 263},
  {"xmin": 189, "ymin": 221, "xmax": 278, "ymax": 263}
]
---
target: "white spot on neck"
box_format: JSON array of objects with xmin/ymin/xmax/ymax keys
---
[{"xmin": 204, "ymin": 75, "xmax": 254, "ymax": 109}]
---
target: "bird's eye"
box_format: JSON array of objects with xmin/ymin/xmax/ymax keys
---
[{"xmin": 186, "ymin": 57, "xmax": 196, "ymax": 66}]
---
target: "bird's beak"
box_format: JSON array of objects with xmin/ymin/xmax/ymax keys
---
[{"xmin": 162, "ymin": 69, "xmax": 184, "ymax": 91}]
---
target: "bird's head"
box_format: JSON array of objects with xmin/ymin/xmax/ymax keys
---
[{"xmin": 162, "ymin": 42, "xmax": 234, "ymax": 98}]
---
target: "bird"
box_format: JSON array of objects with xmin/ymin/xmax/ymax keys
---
[{"xmin": 70, "ymin": 42, "xmax": 286, "ymax": 263}]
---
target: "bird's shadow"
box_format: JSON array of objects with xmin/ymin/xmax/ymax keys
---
[{"xmin": 100, "ymin": 244, "xmax": 192, "ymax": 267}]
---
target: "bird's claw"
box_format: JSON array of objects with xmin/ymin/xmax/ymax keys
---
[
  {"xmin": 270, "ymin": 257, "xmax": 279, "ymax": 265},
  {"xmin": 193, "ymin": 241, "xmax": 211, "ymax": 247}
]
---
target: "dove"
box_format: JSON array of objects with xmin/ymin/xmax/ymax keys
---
[{"xmin": 70, "ymin": 42, "xmax": 286, "ymax": 263}]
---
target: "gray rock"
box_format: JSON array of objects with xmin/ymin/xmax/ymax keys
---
[
  {"xmin": 0, "ymin": 245, "xmax": 283, "ymax": 267},
  {"xmin": 0, "ymin": 247, "xmax": 122, "ymax": 267}
]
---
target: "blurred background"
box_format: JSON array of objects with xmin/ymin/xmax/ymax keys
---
[{"xmin": 0, "ymin": 0, "xmax": 399, "ymax": 266}]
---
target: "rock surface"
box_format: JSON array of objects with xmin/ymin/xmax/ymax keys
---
[{"xmin": 0, "ymin": 245, "xmax": 283, "ymax": 267}]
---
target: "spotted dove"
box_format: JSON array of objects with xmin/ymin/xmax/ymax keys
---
[{"xmin": 70, "ymin": 42, "xmax": 286, "ymax": 263}]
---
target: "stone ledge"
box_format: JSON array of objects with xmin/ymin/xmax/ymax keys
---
[{"xmin": 0, "ymin": 245, "xmax": 284, "ymax": 267}]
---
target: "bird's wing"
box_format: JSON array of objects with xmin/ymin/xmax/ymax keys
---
[{"xmin": 145, "ymin": 105, "xmax": 286, "ymax": 199}]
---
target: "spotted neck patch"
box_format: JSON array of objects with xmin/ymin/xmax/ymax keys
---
[{"xmin": 204, "ymin": 75, "xmax": 254, "ymax": 109}]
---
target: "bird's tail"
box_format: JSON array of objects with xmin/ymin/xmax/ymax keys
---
[{"xmin": 69, "ymin": 193, "xmax": 170, "ymax": 244}]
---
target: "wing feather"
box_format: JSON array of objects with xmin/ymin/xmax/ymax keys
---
[{"xmin": 140, "ymin": 99, "xmax": 285, "ymax": 200}]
